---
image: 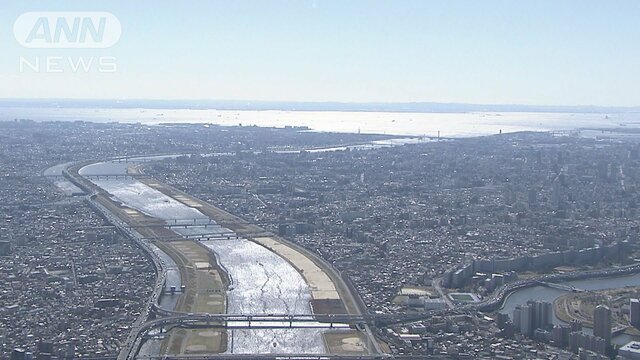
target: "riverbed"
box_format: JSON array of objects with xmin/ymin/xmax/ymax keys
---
[{"xmin": 79, "ymin": 159, "xmax": 327, "ymax": 354}]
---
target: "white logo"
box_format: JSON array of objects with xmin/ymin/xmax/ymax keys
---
[{"xmin": 14, "ymin": 12, "xmax": 121, "ymax": 49}]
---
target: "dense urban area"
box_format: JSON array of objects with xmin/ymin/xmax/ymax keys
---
[{"xmin": 4, "ymin": 119, "xmax": 640, "ymax": 359}]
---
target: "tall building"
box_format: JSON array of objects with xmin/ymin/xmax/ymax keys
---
[
  {"xmin": 530, "ymin": 300, "xmax": 553, "ymax": 329},
  {"xmin": 569, "ymin": 332, "xmax": 607, "ymax": 355},
  {"xmin": 519, "ymin": 304, "xmax": 533, "ymax": 336},
  {"xmin": 496, "ymin": 312, "xmax": 510, "ymax": 329},
  {"xmin": 593, "ymin": 305, "xmax": 611, "ymax": 345},
  {"xmin": 631, "ymin": 299, "xmax": 640, "ymax": 328},
  {"xmin": 552, "ymin": 324, "xmax": 571, "ymax": 348},
  {"xmin": 513, "ymin": 301, "xmax": 553, "ymax": 338},
  {"xmin": 570, "ymin": 320, "xmax": 583, "ymax": 332},
  {"xmin": 513, "ymin": 306, "xmax": 522, "ymax": 330},
  {"xmin": 551, "ymin": 176, "xmax": 562, "ymax": 206},
  {"xmin": 0, "ymin": 240, "xmax": 10, "ymax": 256},
  {"xmin": 11, "ymin": 349, "xmax": 26, "ymax": 360},
  {"xmin": 527, "ymin": 188, "xmax": 537, "ymax": 207}
]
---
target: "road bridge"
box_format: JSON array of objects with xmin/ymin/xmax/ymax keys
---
[
  {"xmin": 148, "ymin": 307, "xmax": 441, "ymax": 328},
  {"xmin": 122, "ymin": 310, "xmax": 444, "ymax": 359},
  {"xmin": 537, "ymin": 281, "xmax": 585, "ymax": 292},
  {"xmin": 613, "ymin": 325, "xmax": 628, "ymax": 336},
  {"xmin": 141, "ymin": 355, "xmax": 430, "ymax": 359},
  {"xmin": 141, "ymin": 234, "xmax": 241, "ymax": 242},
  {"xmin": 130, "ymin": 223, "xmax": 219, "ymax": 229},
  {"xmin": 124, "ymin": 222, "xmax": 227, "ymax": 230},
  {"xmin": 83, "ymin": 174, "xmax": 137, "ymax": 180}
]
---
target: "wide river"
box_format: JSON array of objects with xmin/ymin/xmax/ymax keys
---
[{"xmin": 79, "ymin": 158, "xmax": 327, "ymax": 355}]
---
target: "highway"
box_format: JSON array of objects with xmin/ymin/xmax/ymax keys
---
[{"xmin": 63, "ymin": 166, "xmax": 171, "ymax": 360}]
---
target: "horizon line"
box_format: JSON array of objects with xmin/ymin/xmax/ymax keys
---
[{"xmin": 1, "ymin": 98, "xmax": 639, "ymax": 113}]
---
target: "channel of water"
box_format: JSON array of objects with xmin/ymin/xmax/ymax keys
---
[{"xmin": 78, "ymin": 157, "xmax": 328, "ymax": 354}]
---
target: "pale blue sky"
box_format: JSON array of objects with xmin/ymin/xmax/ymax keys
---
[{"xmin": 1, "ymin": 0, "xmax": 639, "ymax": 106}]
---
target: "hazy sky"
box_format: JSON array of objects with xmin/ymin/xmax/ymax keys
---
[{"xmin": 1, "ymin": 0, "xmax": 639, "ymax": 106}]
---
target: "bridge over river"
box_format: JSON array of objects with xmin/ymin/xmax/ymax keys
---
[
  {"xmin": 536, "ymin": 281, "xmax": 585, "ymax": 292},
  {"xmin": 67, "ymin": 157, "xmax": 382, "ymax": 359}
]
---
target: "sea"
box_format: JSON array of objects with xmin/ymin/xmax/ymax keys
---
[{"xmin": 3, "ymin": 106, "xmax": 640, "ymax": 137}]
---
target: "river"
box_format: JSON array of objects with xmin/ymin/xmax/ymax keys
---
[
  {"xmin": 499, "ymin": 273, "xmax": 640, "ymax": 345},
  {"xmin": 78, "ymin": 158, "xmax": 328, "ymax": 354}
]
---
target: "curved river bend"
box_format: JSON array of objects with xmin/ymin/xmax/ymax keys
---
[
  {"xmin": 79, "ymin": 157, "xmax": 327, "ymax": 354},
  {"xmin": 499, "ymin": 273, "xmax": 640, "ymax": 345}
]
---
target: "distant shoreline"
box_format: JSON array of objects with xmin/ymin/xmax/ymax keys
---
[
  {"xmin": 3, "ymin": 106, "xmax": 639, "ymax": 138},
  {"xmin": 1, "ymin": 99, "xmax": 639, "ymax": 114}
]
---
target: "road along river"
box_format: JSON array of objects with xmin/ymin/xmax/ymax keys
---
[{"xmin": 77, "ymin": 156, "xmax": 372, "ymax": 356}]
